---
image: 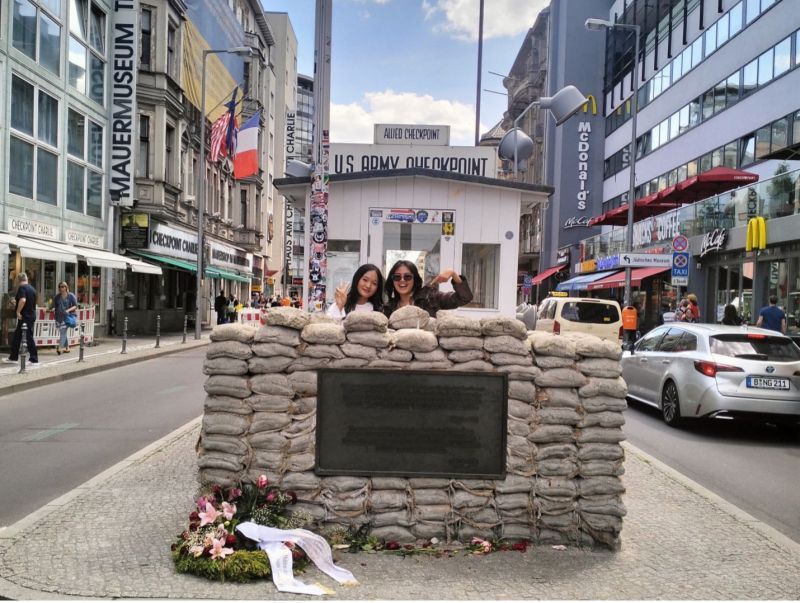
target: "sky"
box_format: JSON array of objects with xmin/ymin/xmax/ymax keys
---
[{"xmin": 263, "ymin": 0, "xmax": 549, "ymax": 146}]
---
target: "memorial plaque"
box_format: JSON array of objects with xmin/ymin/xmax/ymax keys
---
[
  {"xmin": 120, "ymin": 213, "xmax": 150, "ymax": 249},
  {"xmin": 316, "ymin": 369, "xmax": 507, "ymax": 479}
]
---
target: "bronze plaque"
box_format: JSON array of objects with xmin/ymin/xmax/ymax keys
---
[{"xmin": 316, "ymin": 369, "xmax": 507, "ymax": 479}]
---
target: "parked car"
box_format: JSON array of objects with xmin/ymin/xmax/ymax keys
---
[
  {"xmin": 535, "ymin": 296, "xmax": 623, "ymax": 343},
  {"xmin": 621, "ymin": 323, "xmax": 800, "ymax": 430}
]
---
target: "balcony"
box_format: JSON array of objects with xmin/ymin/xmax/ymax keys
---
[{"xmin": 234, "ymin": 228, "xmax": 264, "ymax": 251}]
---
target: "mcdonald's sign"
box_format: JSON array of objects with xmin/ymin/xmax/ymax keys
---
[
  {"xmin": 582, "ymin": 94, "xmax": 598, "ymax": 115},
  {"xmin": 745, "ymin": 217, "xmax": 767, "ymax": 251}
]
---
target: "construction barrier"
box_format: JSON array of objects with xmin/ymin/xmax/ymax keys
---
[
  {"xmin": 237, "ymin": 307, "xmax": 263, "ymax": 327},
  {"xmin": 33, "ymin": 306, "xmax": 96, "ymax": 348}
]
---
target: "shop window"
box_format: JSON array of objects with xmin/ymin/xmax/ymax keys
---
[{"xmin": 773, "ymin": 36, "xmax": 791, "ymax": 78}]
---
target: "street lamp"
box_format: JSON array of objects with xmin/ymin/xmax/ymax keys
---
[
  {"xmin": 195, "ymin": 46, "xmax": 254, "ymax": 340},
  {"xmin": 585, "ymin": 18, "xmax": 641, "ymax": 346},
  {"xmin": 511, "ymin": 85, "xmax": 588, "ymax": 180}
]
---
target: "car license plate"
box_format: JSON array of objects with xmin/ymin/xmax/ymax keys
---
[{"xmin": 746, "ymin": 376, "xmax": 790, "ymax": 390}]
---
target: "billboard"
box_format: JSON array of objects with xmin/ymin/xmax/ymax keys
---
[{"xmin": 330, "ymin": 143, "xmax": 496, "ymax": 177}]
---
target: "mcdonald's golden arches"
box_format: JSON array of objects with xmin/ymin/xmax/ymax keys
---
[{"xmin": 745, "ymin": 217, "xmax": 767, "ymax": 251}]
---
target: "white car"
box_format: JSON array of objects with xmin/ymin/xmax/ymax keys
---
[
  {"xmin": 535, "ymin": 297, "xmax": 623, "ymax": 343},
  {"xmin": 622, "ymin": 323, "xmax": 800, "ymax": 430}
]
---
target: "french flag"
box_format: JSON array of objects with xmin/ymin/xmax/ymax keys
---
[{"xmin": 233, "ymin": 111, "xmax": 260, "ymax": 179}]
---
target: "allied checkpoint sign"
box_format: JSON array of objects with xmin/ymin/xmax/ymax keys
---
[
  {"xmin": 316, "ymin": 369, "xmax": 508, "ymax": 479},
  {"xmin": 330, "ymin": 143, "xmax": 496, "ymax": 177}
]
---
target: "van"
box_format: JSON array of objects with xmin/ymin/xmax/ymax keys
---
[{"xmin": 535, "ymin": 297, "xmax": 623, "ymax": 343}]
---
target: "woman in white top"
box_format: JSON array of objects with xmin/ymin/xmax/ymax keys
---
[{"xmin": 326, "ymin": 263, "xmax": 384, "ymax": 322}]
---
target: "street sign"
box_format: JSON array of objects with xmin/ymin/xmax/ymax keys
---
[
  {"xmin": 672, "ymin": 234, "xmax": 689, "ymax": 252},
  {"xmin": 671, "ymin": 251, "xmax": 689, "ymax": 287},
  {"xmin": 523, "ymin": 274, "xmax": 533, "ymax": 287},
  {"xmin": 618, "ymin": 253, "xmax": 672, "ymax": 267}
]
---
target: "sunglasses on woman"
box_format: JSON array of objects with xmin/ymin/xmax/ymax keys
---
[{"xmin": 392, "ymin": 273, "xmax": 413, "ymax": 282}]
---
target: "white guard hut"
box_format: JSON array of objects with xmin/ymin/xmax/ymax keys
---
[{"xmin": 275, "ymin": 168, "xmax": 552, "ymax": 318}]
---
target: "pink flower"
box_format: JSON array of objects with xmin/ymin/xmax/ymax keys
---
[
  {"xmin": 266, "ymin": 491, "xmax": 276, "ymax": 503},
  {"xmin": 227, "ymin": 487, "xmax": 242, "ymax": 501},
  {"xmin": 189, "ymin": 544, "xmax": 205, "ymax": 557},
  {"xmin": 257, "ymin": 475, "xmax": 268, "ymax": 489},
  {"xmin": 196, "ymin": 496, "xmax": 208, "ymax": 509},
  {"xmin": 209, "ymin": 537, "xmax": 234, "ymax": 560},
  {"xmin": 221, "ymin": 502, "xmax": 236, "ymax": 520},
  {"xmin": 470, "ymin": 537, "xmax": 492, "ymax": 554},
  {"xmin": 199, "ymin": 502, "xmax": 220, "ymax": 527}
]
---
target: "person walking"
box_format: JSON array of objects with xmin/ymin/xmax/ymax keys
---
[
  {"xmin": 214, "ymin": 291, "xmax": 227, "ymax": 325},
  {"xmin": 686, "ymin": 293, "xmax": 701, "ymax": 323},
  {"xmin": 5, "ymin": 273, "xmax": 39, "ymax": 365},
  {"xmin": 721, "ymin": 304, "xmax": 742, "ymax": 326},
  {"xmin": 756, "ymin": 295, "xmax": 787, "ymax": 334},
  {"xmin": 53, "ymin": 281, "xmax": 78, "ymax": 354}
]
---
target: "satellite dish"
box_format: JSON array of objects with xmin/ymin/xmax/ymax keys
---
[{"xmin": 498, "ymin": 127, "xmax": 534, "ymax": 162}]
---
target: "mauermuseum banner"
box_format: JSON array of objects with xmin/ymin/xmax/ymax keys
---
[
  {"xmin": 109, "ymin": 0, "xmax": 140, "ymax": 207},
  {"xmin": 331, "ymin": 143, "xmax": 497, "ymax": 177}
]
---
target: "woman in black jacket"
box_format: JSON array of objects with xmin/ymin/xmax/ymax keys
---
[{"xmin": 383, "ymin": 260, "xmax": 473, "ymax": 318}]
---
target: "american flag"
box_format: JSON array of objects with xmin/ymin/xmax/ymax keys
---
[{"xmin": 208, "ymin": 89, "xmax": 238, "ymax": 163}]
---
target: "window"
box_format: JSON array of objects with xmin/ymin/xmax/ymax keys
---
[
  {"xmin": 138, "ymin": 115, "xmax": 150, "ymax": 178},
  {"xmin": 68, "ymin": 36, "xmax": 86, "ymax": 92},
  {"xmin": 705, "ymin": 22, "xmax": 718, "ymax": 55},
  {"xmin": 702, "ymin": 88, "xmax": 715, "ymax": 120},
  {"xmin": 9, "ymin": 75, "xmax": 58, "ymax": 205},
  {"xmin": 165, "ymin": 124, "xmax": 175, "ymax": 183},
  {"xmin": 757, "ymin": 48, "xmax": 773, "ymax": 86},
  {"xmin": 461, "ymin": 244, "xmax": 499, "ymax": 309},
  {"xmin": 774, "ymin": 36, "xmax": 791, "ymax": 78},
  {"xmin": 729, "ymin": 2, "xmax": 743, "ymax": 37},
  {"xmin": 793, "ymin": 111, "xmax": 800, "ymax": 146},
  {"xmin": 745, "ymin": 0, "xmax": 760, "ymax": 24},
  {"xmin": 710, "ymin": 334, "xmax": 800, "ymax": 361},
  {"xmin": 740, "ymin": 133, "xmax": 756, "ymax": 166},
  {"xmin": 167, "ymin": 22, "xmax": 176, "ymax": 78},
  {"xmin": 68, "ymin": 109, "xmax": 85, "ymax": 157},
  {"xmin": 140, "ymin": 8, "xmax": 152, "ymax": 68},
  {"xmin": 657, "ymin": 328, "xmax": 684, "ymax": 352},
  {"xmin": 636, "ymin": 328, "xmax": 666, "ymax": 351},
  {"xmin": 771, "ymin": 118, "xmax": 788, "ymax": 152},
  {"xmin": 13, "ymin": 0, "xmax": 62, "ymax": 75},
  {"xmin": 675, "ymin": 332, "xmax": 698, "ymax": 352},
  {"xmin": 716, "ymin": 12, "xmax": 729, "ymax": 47},
  {"xmin": 66, "ymin": 110, "xmax": 104, "ymax": 217},
  {"xmin": 742, "ymin": 58, "xmax": 757, "ymax": 96},
  {"xmin": 89, "ymin": 3, "xmax": 104, "ymax": 53},
  {"xmin": 755, "ymin": 126, "xmax": 771, "ymax": 159},
  {"xmin": 723, "ymin": 141, "xmax": 738, "ymax": 168},
  {"xmin": 68, "ymin": 0, "xmax": 106, "ymax": 104},
  {"xmin": 726, "ymin": 72, "xmax": 740, "ymax": 106},
  {"xmin": 240, "ymin": 189, "xmax": 248, "ymax": 228},
  {"xmin": 67, "ymin": 161, "xmax": 85, "ymax": 212}
]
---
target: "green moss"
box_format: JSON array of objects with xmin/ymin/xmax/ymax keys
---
[{"xmin": 173, "ymin": 550, "xmax": 272, "ymax": 582}]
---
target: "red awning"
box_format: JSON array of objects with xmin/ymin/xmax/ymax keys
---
[
  {"xmin": 673, "ymin": 166, "xmax": 758, "ymax": 204},
  {"xmin": 265, "ymin": 269, "xmax": 279, "ymax": 276},
  {"xmin": 531, "ymin": 264, "xmax": 567, "ymax": 285},
  {"xmin": 586, "ymin": 267, "xmax": 669, "ymax": 291}
]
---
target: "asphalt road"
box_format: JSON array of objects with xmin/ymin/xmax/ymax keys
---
[
  {"xmin": 623, "ymin": 399, "xmax": 800, "ymax": 544},
  {"xmin": 0, "ymin": 347, "xmax": 207, "ymax": 528}
]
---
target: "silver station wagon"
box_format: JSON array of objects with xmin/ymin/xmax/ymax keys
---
[{"xmin": 621, "ymin": 324, "xmax": 800, "ymax": 429}]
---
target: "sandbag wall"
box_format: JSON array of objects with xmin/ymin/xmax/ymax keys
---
[{"xmin": 199, "ymin": 307, "xmax": 628, "ymax": 549}]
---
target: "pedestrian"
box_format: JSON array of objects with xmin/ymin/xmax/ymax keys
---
[
  {"xmin": 721, "ymin": 304, "xmax": 742, "ymax": 326},
  {"xmin": 383, "ymin": 260, "xmax": 473, "ymax": 318},
  {"xmin": 226, "ymin": 294, "xmax": 239, "ymax": 324},
  {"xmin": 675, "ymin": 298, "xmax": 691, "ymax": 322},
  {"xmin": 661, "ymin": 303, "xmax": 676, "ymax": 323},
  {"xmin": 4, "ymin": 273, "xmax": 39, "ymax": 365},
  {"xmin": 686, "ymin": 293, "xmax": 701, "ymax": 323},
  {"xmin": 214, "ymin": 291, "xmax": 227, "ymax": 325},
  {"xmin": 53, "ymin": 281, "xmax": 78, "ymax": 355},
  {"xmin": 756, "ymin": 295, "xmax": 787, "ymax": 334}
]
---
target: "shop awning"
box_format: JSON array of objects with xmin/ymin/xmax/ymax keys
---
[
  {"xmin": 0, "ymin": 232, "xmax": 78, "ymax": 263},
  {"xmin": 31, "ymin": 239, "xmax": 164, "ymax": 273},
  {"xmin": 586, "ymin": 267, "xmax": 669, "ymax": 291},
  {"xmin": 207, "ymin": 267, "xmax": 251, "ymax": 283},
  {"xmin": 265, "ymin": 269, "xmax": 279, "ymax": 276},
  {"xmin": 132, "ymin": 250, "xmax": 199, "ymax": 274},
  {"xmin": 557, "ymin": 270, "xmax": 621, "ymax": 292},
  {"xmin": 531, "ymin": 264, "xmax": 567, "ymax": 286}
]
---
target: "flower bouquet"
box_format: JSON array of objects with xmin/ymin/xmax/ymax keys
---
[{"xmin": 172, "ymin": 475, "xmax": 311, "ymax": 582}]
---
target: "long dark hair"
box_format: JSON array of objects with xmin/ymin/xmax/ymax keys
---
[
  {"xmin": 344, "ymin": 263, "xmax": 384, "ymax": 313},
  {"xmin": 722, "ymin": 304, "xmax": 741, "ymax": 325},
  {"xmin": 384, "ymin": 260, "xmax": 423, "ymax": 304}
]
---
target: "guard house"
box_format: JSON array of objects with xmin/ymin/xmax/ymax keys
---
[{"xmin": 273, "ymin": 168, "xmax": 552, "ymax": 317}]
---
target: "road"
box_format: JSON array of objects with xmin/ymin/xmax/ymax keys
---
[
  {"xmin": 0, "ymin": 347, "xmax": 207, "ymax": 528},
  {"xmin": 624, "ymin": 400, "xmax": 800, "ymax": 543}
]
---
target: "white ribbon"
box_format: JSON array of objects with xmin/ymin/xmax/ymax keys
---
[{"xmin": 236, "ymin": 522, "xmax": 358, "ymax": 595}]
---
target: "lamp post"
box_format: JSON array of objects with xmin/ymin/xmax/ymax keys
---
[
  {"xmin": 511, "ymin": 85, "xmax": 588, "ymax": 181},
  {"xmin": 195, "ymin": 46, "xmax": 253, "ymax": 340},
  {"xmin": 586, "ymin": 18, "xmax": 641, "ymax": 346}
]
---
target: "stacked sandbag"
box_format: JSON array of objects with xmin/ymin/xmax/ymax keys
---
[
  {"xmin": 197, "ymin": 308, "xmax": 628, "ymax": 549},
  {"xmin": 563, "ymin": 333, "xmax": 628, "ymax": 548}
]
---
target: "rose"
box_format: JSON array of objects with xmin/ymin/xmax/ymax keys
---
[
  {"xmin": 291, "ymin": 549, "xmax": 305, "ymax": 561},
  {"xmin": 227, "ymin": 487, "xmax": 242, "ymax": 501},
  {"xmin": 512, "ymin": 540, "xmax": 528, "ymax": 552},
  {"xmin": 212, "ymin": 485, "xmax": 222, "ymax": 495},
  {"xmin": 225, "ymin": 534, "xmax": 237, "ymax": 546},
  {"xmin": 287, "ymin": 490, "xmax": 297, "ymax": 504},
  {"xmin": 257, "ymin": 475, "xmax": 268, "ymax": 489},
  {"xmin": 266, "ymin": 491, "xmax": 276, "ymax": 503},
  {"xmin": 189, "ymin": 511, "xmax": 199, "ymax": 522},
  {"xmin": 385, "ymin": 541, "xmax": 401, "ymax": 550}
]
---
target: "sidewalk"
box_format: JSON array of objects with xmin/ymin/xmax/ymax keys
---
[
  {"xmin": 0, "ymin": 331, "xmax": 210, "ymax": 397},
  {"xmin": 0, "ymin": 417, "xmax": 798, "ymax": 600}
]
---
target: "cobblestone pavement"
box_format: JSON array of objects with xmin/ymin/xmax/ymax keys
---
[{"xmin": 1, "ymin": 420, "xmax": 799, "ymax": 600}]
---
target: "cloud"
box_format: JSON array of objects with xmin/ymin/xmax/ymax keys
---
[
  {"xmin": 422, "ymin": 0, "xmax": 547, "ymax": 41},
  {"xmin": 331, "ymin": 90, "xmax": 485, "ymax": 145}
]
